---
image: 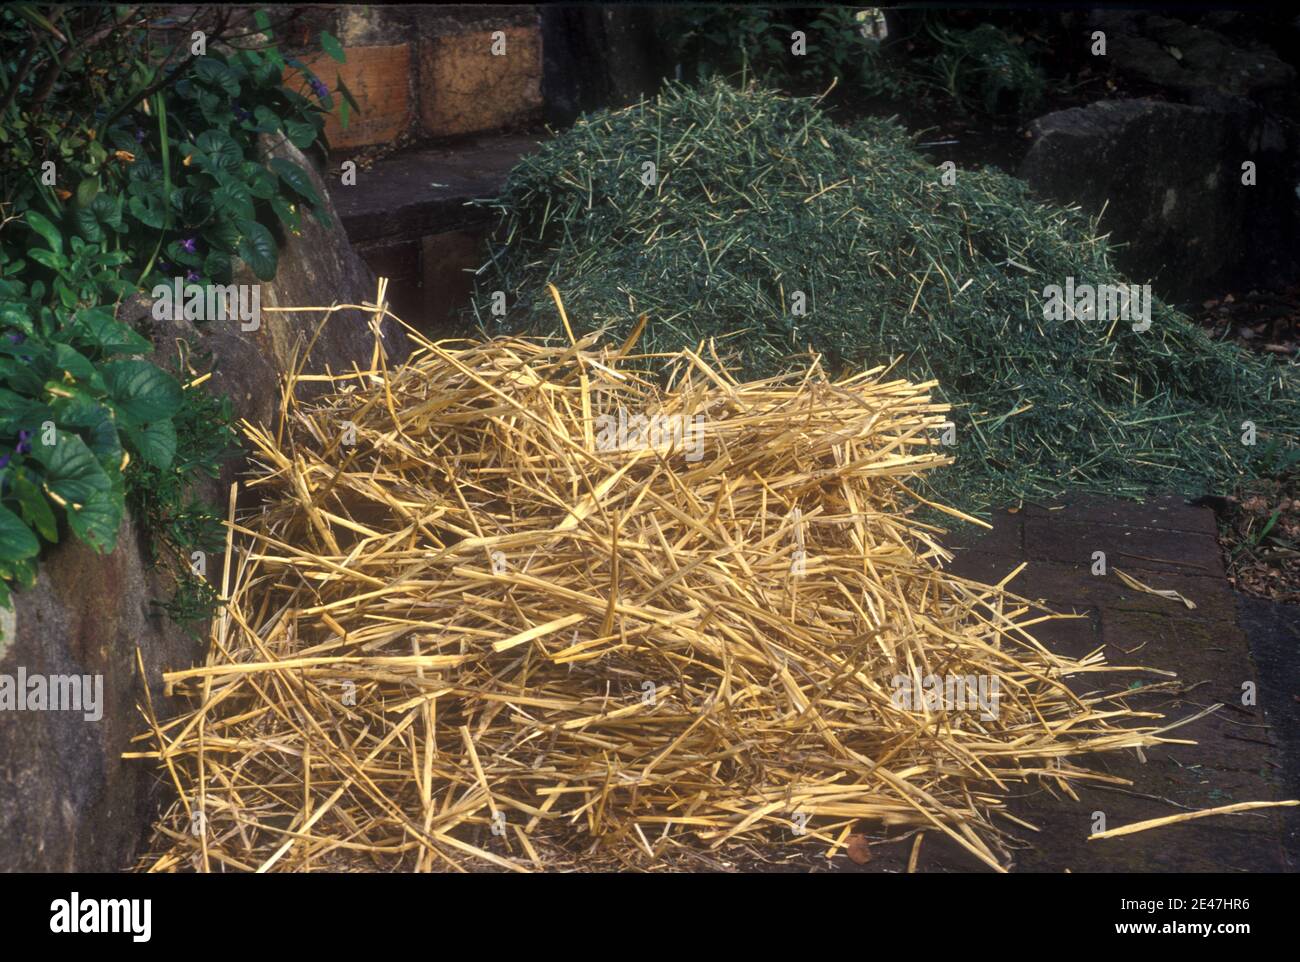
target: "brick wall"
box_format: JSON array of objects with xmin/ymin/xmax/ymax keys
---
[
  {"xmin": 247, "ymin": 6, "xmax": 668, "ymax": 333},
  {"xmin": 258, "ymin": 5, "xmax": 548, "ymax": 329},
  {"xmin": 278, "ymin": 4, "xmax": 544, "ymax": 153}
]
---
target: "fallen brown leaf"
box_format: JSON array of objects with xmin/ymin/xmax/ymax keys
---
[{"xmin": 846, "ymin": 834, "xmax": 872, "ymax": 865}]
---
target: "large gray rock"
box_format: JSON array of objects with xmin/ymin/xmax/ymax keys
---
[
  {"xmin": 0, "ymin": 136, "xmax": 406, "ymax": 872},
  {"xmin": 1019, "ymin": 97, "xmax": 1298, "ymax": 300},
  {"xmin": 1, "ymin": 515, "xmax": 200, "ymax": 871},
  {"xmin": 1091, "ymin": 12, "xmax": 1296, "ymax": 102},
  {"xmin": 235, "ymin": 137, "xmax": 409, "ymax": 384},
  {"xmin": 135, "ymin": 136, "xmax": 411, "ymax": 480},
  {"xmin": 214, "ymin": 135, "xmax": 409, "ymax": 418}
]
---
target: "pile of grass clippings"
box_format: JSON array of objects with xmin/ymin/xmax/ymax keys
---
[{"xmin": 468, "ymin": 79, "xmax": 1299, "ymax": 516}]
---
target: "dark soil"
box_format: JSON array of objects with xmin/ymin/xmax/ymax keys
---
[
  {"xmin": 1205, "ymin": 475, "xmax": 1300, "ymax": 605},
  {"xmin": 1193, "ymin": 285, "xmax": 1300, "ymax": 358}
]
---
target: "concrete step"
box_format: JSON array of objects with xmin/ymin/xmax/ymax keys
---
[
  {"xmin": 332, "ymin": 133, "xmax": 539, "ymax": 244},
  {"xmin": 328, "ymin": 132, "xmax": 541, "ymax": 330}
]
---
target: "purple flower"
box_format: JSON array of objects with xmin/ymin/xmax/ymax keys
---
[
  {"xmin": 185, "ymin": 269, "xmax": 200, "ymax": 282},
  {"xmin": 135, "ymin": 127, "xmax": 147, "ymax": 143},
  {"xmin": 233, "ymin": 103, "xmax": 252, "ymax": 122},
  {"xmin": 180, "ymin": 237, "xmax": 198, "ymax": 255},
  {"xmin": 16, "ymin": 430, "xmax": 31, "ymax": 456},
  {"xmin": 5, "ymin": 332, "xmax": 24, "ymax": 344},
  {"xmin": 309, "ymin": 77, "xmax": 329, "ymax": 99},
  {"xmin": 0, "ymin": 454, "xmax": 10, "ymax": 470}
]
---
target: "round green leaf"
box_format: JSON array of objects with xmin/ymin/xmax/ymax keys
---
[
  {"xmin": 28, "ymin": 431, "xmax": 121, "ymax": 553},
  {"xmin": 101, "ymin": 360, "xmax": 184, "ymax": 423},
  {"xmin": 270, "ymin": 157, "xmax": 321, "ymax": 205},
  {"xmin": 123, "ymin": 418, "xmax": 177, "ymax": 469},
  {"xmin": 237, "ymin": 221, "xmax": 278, "ymax": 280},
  {"xmin": 12, "ymin": 471, "xmax": 58, "ymax": 544},
  {"xmin": 195, "ymin": 130, "xmax": 244, "ymax": 173},
  {"xmin": 0, "ymin": 504, "xmax": 40, "ymax": 562}
]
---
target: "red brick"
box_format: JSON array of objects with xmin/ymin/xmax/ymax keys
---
[
  {"xmin": 419, "ymin": 25, "xmax": 542, "ymax": 137},
  {"xmin": 286, "ymin": 44, "xmax": 411, "ymax": 150}
]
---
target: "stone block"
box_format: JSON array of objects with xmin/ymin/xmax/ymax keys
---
[{"xmin": 419, "ymin": 25, "xmax": 542, "ymax": 138}]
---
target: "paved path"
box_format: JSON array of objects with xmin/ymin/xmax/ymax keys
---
[{"xmin": 844, "ymin": 494, "xmax": 1295, "ymax": 873}]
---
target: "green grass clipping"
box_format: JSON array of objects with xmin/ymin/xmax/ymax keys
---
[{"xmin": 468, "ymin": 78, "xmax": 1299, "ymax": 517}]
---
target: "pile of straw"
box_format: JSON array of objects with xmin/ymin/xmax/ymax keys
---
[{"xmin": 133, "ymin": 290, "xmax": 1189, "ymax": 872}]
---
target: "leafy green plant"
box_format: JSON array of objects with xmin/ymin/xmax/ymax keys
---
[
  {"xmin": 669, "ymin": 6, "xmax": 789, "ymax": 83},
  {"xmin": 926, "ymin": 21, "xmax": 1045, "ymax": 116},
  {"xmin": 668, "ymin": 5, "xmax": 911, "ymax": 95},
  {"xmin": 801, "ymin": 7, "xmax": 914, "ymax": 99},
  {"xmin": 2, "ymin": 7, "xmax": 353, "ymax": 290},
  {"xmin": 0, "ymin": 234, "xmax": 174, "ymax": 605},
  {"xmin": 1250, "ymin": 435, "xmax": 1300, "ymax": 478},
  {"xmin": 0, "ymin": 6, "xmax": 355, "ymax": 613},
  {"xmin": 126, "ymin": 348, "xmax": 238, "ymax": 632},
  {"xmin": 664, "ymin": 7, "xmax": 1046, "ymax": 115}
]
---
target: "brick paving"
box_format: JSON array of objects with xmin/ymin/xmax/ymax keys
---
[{"xmin": 842, "ymin": 493, "xmax": 1294, "ymax": 873}]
